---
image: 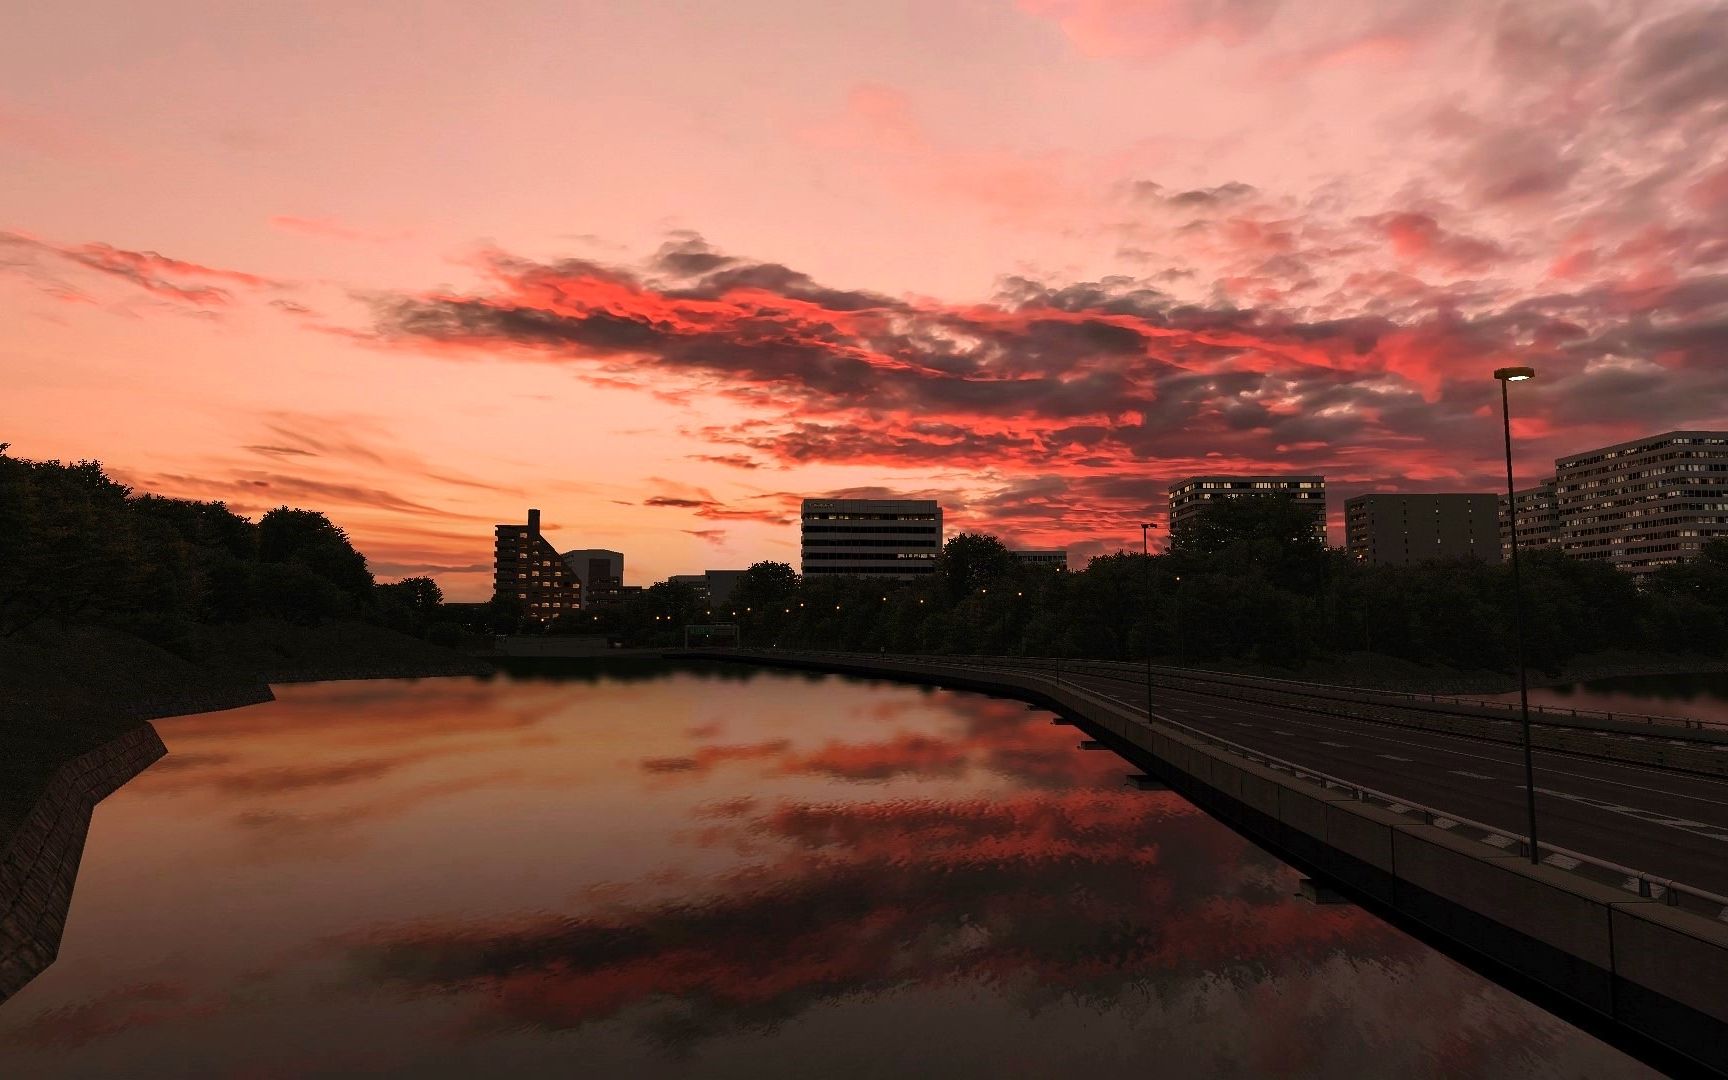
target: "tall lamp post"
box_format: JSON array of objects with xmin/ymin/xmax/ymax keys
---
[
  {"xmin": 1494, "ymin": 365, "xmax": 1541, "ymax": 865},
  {"xmin": 1141, "ymin": 521, "xmax": 1159, "ymax": 721}
]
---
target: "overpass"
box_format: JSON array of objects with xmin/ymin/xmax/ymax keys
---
[{"xmin": 676, "ymin": 649, "xmax": 1728, "ymax": 1078}]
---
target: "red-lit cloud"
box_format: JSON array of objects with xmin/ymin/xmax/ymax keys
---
[
  {"xmin": 0, "ymin": 230, "xmax": 278, "ymax": 307},
  {"xmin": 367, "ymin": 218, "xmax": 1728, "ymax": 549}
]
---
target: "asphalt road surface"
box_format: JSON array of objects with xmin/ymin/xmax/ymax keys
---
[{"xmin": 972, "ymin": 657, "xmax": 1728, "ymax": 899}]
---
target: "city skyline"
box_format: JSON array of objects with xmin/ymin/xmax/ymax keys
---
[{"xmin": 8, "ymin": 3, "xmax": 1728, "ymax": 600}]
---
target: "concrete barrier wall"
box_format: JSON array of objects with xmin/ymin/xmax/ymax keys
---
[{"xmin": 682, "ymin": 650, "xmax": 1728, "ymax": 1077}]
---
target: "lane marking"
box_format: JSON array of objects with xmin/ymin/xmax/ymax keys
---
[
  {"xmin": 1452, "ymin": 770, "xmax": 1496, "ymax": 780},
  {"xmin": 1535, "ymin": 786, "xmax": 1728, "ymax": 845},
  {"xmin": 1378, "ymin": 754, "xmax": 1414, "ymax": 762},
  {"xmin": 1154, "ymin": 688, "xmax": 1728, "ymax": 808}
]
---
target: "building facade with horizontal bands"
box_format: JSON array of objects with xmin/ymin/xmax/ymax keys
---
[
  {"xmin": 493, "ymin": 509, "xmax": 581, "ymax": 620},
  {"xmin": 1009, "ymin": 548, "xmax": 1068, "ymax": 569},
  {"xmin": 1501, "ymin": 477, "xmax": 1560, "ymax": 559},
  {"xmin": 1345, "ymin": 493, "xmax": 1502, "ymax": 566},
  {"xmin": 1551, "ymin": 430, "xmax": 1728, "ymax": 574},
  {"xmin": 1168, "ymin": 475, "xmax": 1326, "ymax": 537},
  {"xmin": 800, "ymin": 498, "xmax": 942, "ymax": 578}
]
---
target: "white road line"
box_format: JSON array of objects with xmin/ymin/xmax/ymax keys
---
[
  {"xmin": 1536, "ymin": 786, "xmax": 1728, "ymax": 844},
  {"xmin": 1452, "ymin": 770, "xmax": 1496, "ymax": 780},
  {"xmin": 1102, "ymin": 685, "xmax": 1728, "ymax": 836},
  {"xmin": 1160, "ymin": 688, "xmax": 1728, "ymax": 808}
]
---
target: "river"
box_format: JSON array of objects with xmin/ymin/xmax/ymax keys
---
[
  {"xmin": 1482, "ymin": 670, "xmax": 1728, "ymax": 726},
  {"xmin": 0, "ymin": 661, "xmax": 1654, "ymax": 1077}
]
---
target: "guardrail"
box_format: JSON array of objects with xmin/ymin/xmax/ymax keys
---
[
  {"xmin": 1137, "ymin": 659, "xmax": 1728, "ymax": 734},
  {"xmin": 721, "ymin": 648, "xmax": 1728, "ymax": 925},
  {"xmin": 874, "ymin": 651, "xmax": 1728, "ymax": 740}
]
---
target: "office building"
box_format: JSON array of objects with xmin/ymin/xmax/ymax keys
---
[
  {"xmin": 493, "ymin": 509, "xmax": 581, "ymax": 620},
  {"xmin": 704, "ymin": 569, "xmax": 747, "ymax": 606},
  {"xmin": 670, "ymin": 569, "xmax": 750, "ymax": 608},
  {"xmin": 586, "ymin": 580, "xmax": 642, "ymax": 606},
  {"xmin": 1010, "ymin": 549, "xmax": 1068, "ymax": 569},
  {"xmin": 1345, "ymin": 493, "xmax": 1502, "ymax": 566},
  {"xmin": 668, "ymin": 574, "xmax": 709, "ymax": 599},
  {"xmin": 800, "ymin": 498, "xmax": 942, "ymax": 578},
  {"xmin": 1168, "ymin": 475, "xmax": 1327, "ymax": 538},
  {"xmin": 1552, "ymin": 431, "xmax": 1728, "ymax": 574},
  {"xmin": 1500, "ymin": 478, "xmax": 1560, "ymax": 559}
]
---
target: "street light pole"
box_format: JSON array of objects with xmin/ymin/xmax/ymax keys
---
[
  {"xmin": 1494, "ymin": 365, "xmax": 1541, "ymax": 865},
  {"xmin": 1141, "ymin": 521, "xmax": 1158, "ymax": 721}
]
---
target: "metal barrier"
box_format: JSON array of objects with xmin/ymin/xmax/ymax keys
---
[{"xmin": 898, "ymin": 652, "xmax": 1728, "ymax": 741}]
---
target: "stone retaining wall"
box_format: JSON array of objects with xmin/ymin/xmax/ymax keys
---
[{"xmin": 0, "ymin": 724, "xmax": 167, "ymax": 1004}]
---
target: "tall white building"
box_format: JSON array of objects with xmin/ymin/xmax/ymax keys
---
[{"xmin": 800, "ymin": 499, "xmax": 942, "ymax": 579}]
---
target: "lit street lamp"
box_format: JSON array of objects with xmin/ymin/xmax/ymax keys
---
[
  {"xmin": 1494, "ymin": 365, "xmax": 1541, "ymax": 865},
  {"xmin": 1141, "ymin": 521, "xmax": 1159, "ymax": 721}
]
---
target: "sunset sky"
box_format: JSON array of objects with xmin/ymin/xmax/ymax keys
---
[{"xmin": 6, "ymin": 1, "xmax": 1728, "ymax": 599}]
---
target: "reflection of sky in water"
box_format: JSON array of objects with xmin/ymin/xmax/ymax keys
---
[
  {"xmin": 1482, "ymin": 671, "xmax": 1728, "ymax": 725},
  {"xmin": 0, "ymin": 665, "xmax": 1653, "ymax": 1078}
]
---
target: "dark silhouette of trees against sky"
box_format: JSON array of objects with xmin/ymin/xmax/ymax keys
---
[
  {"xmin": 580, "ymin": 498, "xmax": 1728, "ymax": 676},
  {"xmin": 8, "ymin": 444, "xmax": 1728, "ymax": 675},
  {"xmin": 0, "ymin": 447, "xmax": 458, "ymax": 649}
]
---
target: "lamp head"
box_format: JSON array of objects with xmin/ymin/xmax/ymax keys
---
[{"xmin": 1493, "ymin": 366, "xmax": 1536, "ymax": 382}]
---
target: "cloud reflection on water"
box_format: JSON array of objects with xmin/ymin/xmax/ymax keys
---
[{"xmin": 0, "ymin": 666, "xmax": 1656, "ymax": 1078}]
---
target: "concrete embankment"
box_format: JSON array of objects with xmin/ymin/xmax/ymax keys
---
[
  {"xmin": 0, "ymin": 724, "xmax": 167, "ymax": 1004},
  {"xmin": 680, "ymin": 650, "xmax": 1728, "ymax": 1078}
]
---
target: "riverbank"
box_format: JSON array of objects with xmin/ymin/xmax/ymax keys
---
[
  {"xmin": 1163, "ymin": 648, "xmax": 1728, "ymax": 696},
  {"xmin": 0, "ymin": 619, "xmax": 492, "ymax": 802}
]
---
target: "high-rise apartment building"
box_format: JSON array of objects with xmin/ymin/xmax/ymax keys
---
[
  {"xmin": 493, "ymin": 509, "xmax": 582, "ymax": 619},
  {"xmin": 1168, "ymin": 476, "xmax": 1326, "ymax": 539},
  {"xmin": 1500, "ymin": 478, "xmax": 1560, "ymax": 559},
  {"xmin": 1345, "ymin": 493, "xmax": 1502, "ymax": 566},
  {"xmin": 1552, "ymin": 431, "xmax": 1728, "ymax": 574},
  {"xmin": 800, "ymin": 498, "xmax": 942, "ymax": 578}
]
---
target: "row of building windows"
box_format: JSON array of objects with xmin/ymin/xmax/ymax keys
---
[
  {"xmin": 802, "ymin": 513, "xmax": 939, "ymax": 522},
  {"xmin": 800, "ymin": 524, "xmax": 942, "ymax": 535},
  {"xmin": 801, "ymin": 564, "xmax": 939, "ymax": 574},
  {"xmin": 801, "ymin": 551, "xmax": 938, "ymax": 560},
  {"xmin": 802, "ymin": 538, "xmax": 941, "ymax": 548}
]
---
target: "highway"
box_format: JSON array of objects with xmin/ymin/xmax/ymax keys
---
[
  {"xmin": 835, "ymin": 653, "xmax": 1728, "ymax": 903},
  {"xmin": 1036, "ymin": 659, "xmax": 1728, "ymax": 899}
]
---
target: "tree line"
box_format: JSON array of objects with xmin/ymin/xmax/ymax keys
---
[
  {"xmin": 0, "ymin": 447, "xmax": 458, "ymax": 649},
  {"xmin": 555, "ymin": 495, "xmax": 1728, "ymax": 674},
  {"xmin": 9, "ymin": 445, "xmax": 1725, "ymax": 675}
]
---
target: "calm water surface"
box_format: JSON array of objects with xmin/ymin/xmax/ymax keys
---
[
  {"xmin": 0, "ymin": 662, "xmax": 1653, "ymax": 1078},
  {"xmin": 1485, "ymin": 670, "xmax": 1728, "ymax": 724}
]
